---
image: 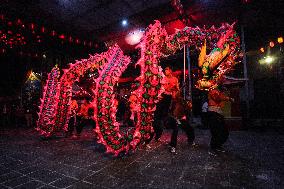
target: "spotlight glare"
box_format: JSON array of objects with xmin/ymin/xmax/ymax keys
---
[
  {"xmin": 264, "ymin": 56, "xmax": 273, "ymax": 64},
  {"xmin": 122, "ymin": 20, "xmax": 128, "ymax": 26},
  {"xmin": 125, "ymin": 29, "xmax": 144, "ymax": 45}
]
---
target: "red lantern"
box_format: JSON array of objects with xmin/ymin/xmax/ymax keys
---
[
  {"xmin": 69, "ymin": 36, "xmax": 73, "ymax": 43},
  {"xmin": 30, "ymin": 23, "xmax": 35, "ymax": 30},
  {"xmin": 51, "ymin": 30, "xmax": 56, "ymax": 36},
  {"xmin": 59, "ymin": 34, "xmax": 65, "ymax": 40},
  {"xmin": 16, "ymin": 19, "xmax": 22, "ymax": 25},
  {"xmin": 41, "ymin": 27, "xmax": 46, "ymax": 33}
]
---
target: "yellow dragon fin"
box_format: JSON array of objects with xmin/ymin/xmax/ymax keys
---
[{"xmin": 198, "ymin": 40, "xmax": 207, "ymax": 68}]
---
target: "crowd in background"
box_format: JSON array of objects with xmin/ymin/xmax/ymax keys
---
[{"xmin": 0, "ymin": 98, "xmax": 38, "ymax": 128}]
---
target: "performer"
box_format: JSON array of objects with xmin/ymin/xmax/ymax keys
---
[
  {"xmin": 168, "ymin": 91, "xmax": 196, "ymax": 154},
  {"xmin": 144, "ymin": 66, "xmax": 180, "ymax": 149},
  {"xmin": 75, "ymin": 99, "xmax": 91, "ymax": 138},
  {"xmin": 207, "ymin": 87, "xmax": 234, "ymax": 156},
  {"xmin": 66, "ymin": 99, "xmax": 78, "ymax": 137},
  {"xmin": 201, "ymin": 96, "xmax": 209, "ymax": 129},
  {"xmin": 155, "ymin": 66, "xmax": 179, "ymax": 140},
  {"xmin": 129, "ymin": 93, "xmax": 138, "ymax": 123}
]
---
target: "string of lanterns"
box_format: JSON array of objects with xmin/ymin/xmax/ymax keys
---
[
  {"xmin": 0, "ymin": 14, "xmax": 99, "ymax": 57},
  {"xmin": 259, "ymin": 37, "xmax": 283, "ymax": 53}
]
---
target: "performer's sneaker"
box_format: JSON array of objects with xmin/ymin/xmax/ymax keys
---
[
  {"xmin": 215, "ymin": 147, "xmax": 226, "ymax": 153},
  {"xmin": 170, "ymin": 147, "xmax": 177, "ymax": 154},
  {"xmin": 208, "ymin": 149, "xmax": 218, "ymax": 157},
  {"xmin": 155, "ymin": 138, "xmax": 161, "ymax": 142},
  {"xmin": 146, "ymin": 144, "xmax": 152, "ymax": 150},
  {"xmin": 189, "ymin": 142, "xmax": 198, "ymax": 148}
]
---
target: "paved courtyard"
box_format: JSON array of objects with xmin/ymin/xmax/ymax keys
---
[{"xmin": 0, "ymin": 126, "xmax": 283, "ymax": 189}]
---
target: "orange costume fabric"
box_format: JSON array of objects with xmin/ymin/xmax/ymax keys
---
[
  {"xmin": 78, "ymin": 102, "xmax": 90, "ymax": 118},
  {"xmin": 208, "ymin": 89, "xmax": 230, "ymax": 114},
  {"xmin": 70, "ymin": 100, "xmax": 78, "ymax": 116},
  {"xmin": 164, "ymin": 76, "xmax": 179, "ymax": 96}
]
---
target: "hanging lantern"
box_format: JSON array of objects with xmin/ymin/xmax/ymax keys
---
[
  {"xmin": 41, "ymin": 27, "xmax": 46, "ymax": 33},
  {"xmin": 277, "ymin": 37, "xmax": 283, "ymax": 44},
  {"xmin": 37, "ymin": 35, "xmax": 41, "ymax": 43},
  {"xmin": 59, "ymin": 34, "xmax": 65, "ymax": 40},
  {"xmin": 260, "ymin": 47, "xmax": 265, "ymax": 53},
  {"xmin": 69, "ymin": 36, "xmax": 73, "ymax": 43},
  {"xmin": 30, "ymin": 23, "xmax": 35, "ymax": 30},
  {"xmin": 51, "ymin": 30, "xmax": 56, "ymax": 36},
  {"xmin": 16, "ymin": 19, "xmax": 22, "ymax": 25}
]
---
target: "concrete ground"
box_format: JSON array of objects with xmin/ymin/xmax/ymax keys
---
[{"xmin": 0, "ymin": 126, "xmax": 283, "ymax": 189}]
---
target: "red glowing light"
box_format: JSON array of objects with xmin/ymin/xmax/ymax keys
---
[
  {"xmin": 59, "ymin": 34, "xmax": 65, "ymax": 40},
  {"xmin": 16, "ymin": 19, "xmax": 22, "ymax": 25},
  {"xmin": 69, "ymin": 36, "xmax": 73, "ymax": 42},
  {"xmin": 51, "ymin": 30, "xmax": 56, "ymax": 36},
  {"xmin": 30, "ymin": 23, "xmax": 35, "ymax": 30},
  {"xmin": 269, "ymin": 41, "xmax": 275, "ymax": 47},
  {"xmin": 41, "ymin": 27, "xmax": 45, "ymax": 33}
]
